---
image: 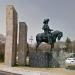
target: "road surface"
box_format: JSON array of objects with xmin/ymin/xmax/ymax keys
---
[{"xmin": 0, "ymin": 71, "xmax": 21, "ymax": 75}]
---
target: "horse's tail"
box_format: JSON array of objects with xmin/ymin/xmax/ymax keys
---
[
  {"xmin": 36, "ymin": 34, "xmax": 38, "ymax": 42},
  {"xmin": 36, "ymin": 34, "xmax": 39, "ymax": 52}
]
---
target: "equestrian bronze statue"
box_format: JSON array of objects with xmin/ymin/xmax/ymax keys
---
[{"xmin": 36, "ymin": 19, "xmax": 63, "ymax": 49}]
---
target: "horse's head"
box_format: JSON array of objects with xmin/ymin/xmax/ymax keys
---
[
  {"xmin": 52, "ymin": 30, "xmax": 63, "ymax": 41},
  {"xmin": 57, "ymin": 32, "xmax": 63, "ymax": 40}
]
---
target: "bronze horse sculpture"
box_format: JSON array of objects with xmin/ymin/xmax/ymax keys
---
[
  {"xmin": 36, "ymin": 19, "xmax": 63, "ymax": 50},
  {"xmin": 36, "ymin": 30, "xmax": 63, "ymax": 49}
]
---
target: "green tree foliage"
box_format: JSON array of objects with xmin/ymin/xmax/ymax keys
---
[
  {"xmin": 72, "ymin": 40, "xmax": 75, "ymax": 53},
  {"xmin": 65, "ymin": 37, "xmax": 72, "ymax": 52}
]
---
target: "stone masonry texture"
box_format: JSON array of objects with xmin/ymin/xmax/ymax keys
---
[
  {"xmin": 29, "ymin": 52, "xmax": 52, "ymax": 68},
  {"xmin": 18, "ymin": 22, "xmax": 27, "ymax": 65},
  {"xmin": 5, "ymin": 5, "xmax": 18, "ymax": 66}
]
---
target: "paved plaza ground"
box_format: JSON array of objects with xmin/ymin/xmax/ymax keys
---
[{"xmin": 0, "ymin": 63, "xmax": 75, "ymax": 75}]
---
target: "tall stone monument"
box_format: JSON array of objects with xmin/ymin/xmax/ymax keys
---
[
  {"xmin": 5, "ymin": 5, "xmax": 18, "ymax": 66},
  {"xmin": 18, "ymin": 22, "xmax": 27, "ymax": 65}
]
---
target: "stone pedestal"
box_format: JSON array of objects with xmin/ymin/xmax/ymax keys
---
[
  {"xmin": 29, "ymin": 52, "xmax": 52, "ymax": 67},
  {"xmin": 18, "ymin": 22, "xmax": 27, "ymax": 65},
  {"xmin": 5, "ymin": 5, "xmax": 18, "ymax": 66}
]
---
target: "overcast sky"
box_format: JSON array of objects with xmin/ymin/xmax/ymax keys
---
[{"xmin": 0, "ymin": 0, "xmax": 75, "ymax": 43}]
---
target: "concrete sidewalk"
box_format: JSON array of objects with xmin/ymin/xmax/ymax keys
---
[{"xmin": 0, "ymin": 63, "xmax": 75, "ymax": 75}]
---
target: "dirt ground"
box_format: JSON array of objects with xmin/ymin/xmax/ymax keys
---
[
  {"xmin": 0, "ymin": 63, "xmax": 75, "ymax": 75},
  {"xmin": 19, "ymin": 67, "xmax": 75, "ymax": 75}
]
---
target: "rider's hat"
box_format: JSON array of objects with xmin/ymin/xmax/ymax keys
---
[{"xmin": 43, "ymin": 19, "xmax": 49, "ymax": 24}]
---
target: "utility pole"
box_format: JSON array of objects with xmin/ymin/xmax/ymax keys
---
[{"xmin": 29, "ymin": 36, "xmax": 33, "ymax": 44}]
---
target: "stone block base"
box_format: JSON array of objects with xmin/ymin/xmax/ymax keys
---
[{"xmin": 29, "ymin": 51, "xmax": 52, "ymax": 67}]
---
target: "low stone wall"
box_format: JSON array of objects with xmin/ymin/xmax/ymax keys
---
[{"xmin": 29, "ymin": 51, "xmax": 52, "ymax": 67}]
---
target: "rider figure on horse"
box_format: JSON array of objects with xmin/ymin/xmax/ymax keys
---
[{"xmin": 42, "ymin": 19, "xmax": 53, "ymax": 44}]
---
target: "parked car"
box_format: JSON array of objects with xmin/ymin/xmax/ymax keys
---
[{"xmin": 65, "ymin": 53, "xmax": 75, "ymax": 68}]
